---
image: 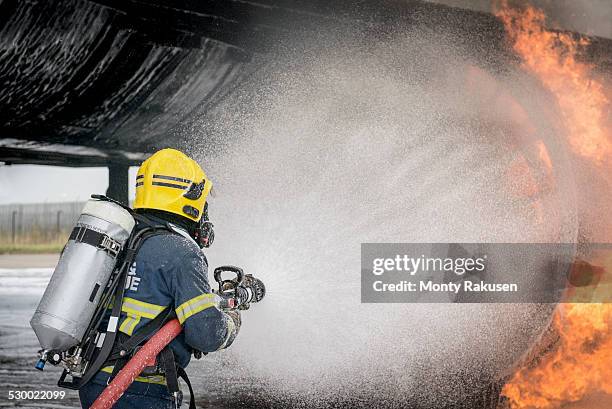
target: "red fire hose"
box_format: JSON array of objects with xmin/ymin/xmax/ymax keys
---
[{"xmin": 91, "ymin": 319, "xmax": 183, "ymax": 409}]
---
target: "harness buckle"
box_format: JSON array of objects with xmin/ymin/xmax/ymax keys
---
[
  {"xmin": 99, "ymin": 235, "xmax": 121, "ymax": 258},
  {"xmin": 173, "ymin": 391, "xmax": 183, "ymax": 409}
]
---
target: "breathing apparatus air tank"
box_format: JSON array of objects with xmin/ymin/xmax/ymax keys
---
[{"xmin": 30, "ymin": 198, "xmax": 134, "ymax": 367}]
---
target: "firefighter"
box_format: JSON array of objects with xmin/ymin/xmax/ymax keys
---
[{"xmin": 79, "ymin": 148, "xmax": 240, "ymax": 409}]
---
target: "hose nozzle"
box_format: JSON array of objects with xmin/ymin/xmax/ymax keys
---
[{"xmin": 214, "ymin": 266, "xmax": 266, "ymax": 310}]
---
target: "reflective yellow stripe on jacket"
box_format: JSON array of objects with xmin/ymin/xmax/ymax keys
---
[
  {"xmin": 176, "ymin": 293, "xmax": 216, "ymax": 324},
  {"xmin": 101, "ymin": 366, "xmax": 166, "ymax": 385},
  {"xmin": 107, "ymin": 298, "xmax": 168, "ymax": 383},
  {"xmin": 118, "ymin": 297, "xmax": 166, "ymax": 336}
]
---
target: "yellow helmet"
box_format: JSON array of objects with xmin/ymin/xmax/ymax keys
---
[{"xmin": 134, "ymin": 149, "xmax": 212, "ymax": 222}]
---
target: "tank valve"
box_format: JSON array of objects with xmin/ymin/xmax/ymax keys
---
[
  {"xmin": 35, "ymin": 350, "xmax": 48, "ymax": 371},
  {"xmin": 35, "ymin": 359, "xmax": 46, "ymax": 370}
]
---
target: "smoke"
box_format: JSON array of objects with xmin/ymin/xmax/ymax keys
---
[{"xmin": 185, "ymin": 22, "xmax": 579, "ymax": 407}]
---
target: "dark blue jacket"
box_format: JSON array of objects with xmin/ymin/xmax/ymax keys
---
[
  {"xmin": 109, "ymin": 221, "xmax": 237, "ymax": 371},
  {"xmin": 82, "ymin": 218, "xmax": 238, "ymax": 407}
]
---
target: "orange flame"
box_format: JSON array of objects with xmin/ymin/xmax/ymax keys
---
[
  {"xmin": 502, "ymin": 303, "xmax": 612, "ymax": 409},
  {"xmin": 495, "ymin": 1, "xmax": 611, "ymax": 165},
  {"xmin": 495, "ymin": 2, "xmax": 612, "ymax": 409}
]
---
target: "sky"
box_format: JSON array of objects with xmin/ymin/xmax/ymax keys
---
[{"xmin": 0, "ymin": 165, "xmax": 138, "ymax": 205}]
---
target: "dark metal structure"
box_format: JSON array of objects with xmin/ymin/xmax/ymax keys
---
[{"xmin": 1, "ymin": 0, "xmax": 609, "ymax": 170}]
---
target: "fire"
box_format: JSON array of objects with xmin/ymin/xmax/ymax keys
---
[
  {"xmin": 502, "ymin": 303, "xmax": 612, "ymax": 408},
  {"xmin": 495, "ymin": 1, "xmax": 611, "ymax": 165},
  {"xmin": 495, "ymin": 2, "xmax": 612, "ymax": 409}
]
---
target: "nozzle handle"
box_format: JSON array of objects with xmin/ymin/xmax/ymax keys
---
[{"xmin": 213, "ymin": 265, "xmax": 244, "ymax": 286}]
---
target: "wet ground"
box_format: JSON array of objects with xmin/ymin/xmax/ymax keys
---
[{"xmin": 0, "ymin": 256, "xmax": 77, "ymax": 408}]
